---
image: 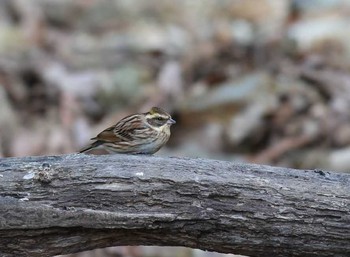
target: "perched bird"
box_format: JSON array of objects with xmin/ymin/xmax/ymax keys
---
[{"xmin": 80, "ymin": 107, "xmax": 176, "ymax": 154}]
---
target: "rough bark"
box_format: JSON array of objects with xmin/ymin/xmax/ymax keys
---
[{"xmin": 0, "ymin": 154, "xmax": 349, "ymax": 257}]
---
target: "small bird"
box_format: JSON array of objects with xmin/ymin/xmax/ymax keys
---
[{"xmin": 80, "ymin": 107, "xmax": 176, "ymax": 154}]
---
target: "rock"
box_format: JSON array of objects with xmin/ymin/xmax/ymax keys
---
[
  {"xmin": 227, "ymin": 0, "xmax": 289, "ymax": 40},
  {"xmin": 329, "ymin": 147, "xmax": 350, "ymax": 173},
  {"xmin": 230, "ymin": 20, "xmax": 254, "ymax": 45},
  {"xmin": 225, "ymin": 101, "xmax": 275, "ymax": 147},
  {"xmin": 288, "ymin": 15, "xmax": 350, "ymax": 54},
  {"xmin": 180, "ymin": 72, "xmax": 273, "ymax": 122},
  {"xmin": 42, "ymin": 61, "xmax": 100, "ymax": 98},
  {"xmin": 292, "ymin": 0, "xmax": 350, "ymax": 14}
]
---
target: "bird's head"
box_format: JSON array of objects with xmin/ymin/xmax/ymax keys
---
[{"xmin": 145, "ymin": 107, "xmax": 176, "ymax": 129}]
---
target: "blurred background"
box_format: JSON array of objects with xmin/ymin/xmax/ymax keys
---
[{"xmin": 1, "ymin": 0, "xmax": 350, "ymax": 256}]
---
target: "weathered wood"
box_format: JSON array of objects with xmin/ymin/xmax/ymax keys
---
[{"xmin": 0, "ymin": 154, "xmax": 349, "ymax": 257}]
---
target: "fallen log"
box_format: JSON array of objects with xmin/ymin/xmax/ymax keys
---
[{"xmin": 0, "ymin": 154, "xmax": 349, "ymax": 257}]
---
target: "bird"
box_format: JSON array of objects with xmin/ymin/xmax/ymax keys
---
[{"xmin": 79, "ymin": 107, "xmax": 176, "ymax": 154}]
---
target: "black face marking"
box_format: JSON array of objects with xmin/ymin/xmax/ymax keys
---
[{"xmin": 147, "ymin": 116, "xmax": 168, "ymax": 127}]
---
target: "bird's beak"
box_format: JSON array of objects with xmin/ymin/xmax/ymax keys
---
[{"xmin": 168, "ymin": 118, "xmax": 176, "ymax": 125}]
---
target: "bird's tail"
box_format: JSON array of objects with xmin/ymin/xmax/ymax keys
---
[{"xmin": 79, "ymin": 141, "xmax": 103, "ymax": 153}]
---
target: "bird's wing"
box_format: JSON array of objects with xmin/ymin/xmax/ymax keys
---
[
  {"xmin": 92, "ymin": 125, "xmax": 119, "ymax": 142},
  {"xmin": 93, "ymin": 115, "xmax": 147, "ymax": 143}
]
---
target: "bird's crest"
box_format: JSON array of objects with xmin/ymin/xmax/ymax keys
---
[{"xmin": 149, "ymin": 107, "xmax": 167, "ymax": 115}]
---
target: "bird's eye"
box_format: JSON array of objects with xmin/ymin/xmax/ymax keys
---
[{"xmin": 157, "ymin": 117, "xmax": 162, "ymax": 121}]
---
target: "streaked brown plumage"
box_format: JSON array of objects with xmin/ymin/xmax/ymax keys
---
[{"xmin": 79, "ymin": 107, "xmax": 176, "ymax": 154}]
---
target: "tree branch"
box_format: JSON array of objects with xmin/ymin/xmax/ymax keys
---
[{"xmin": 0, "ymin": 154, "xmax": 349, "ymax": 257}]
